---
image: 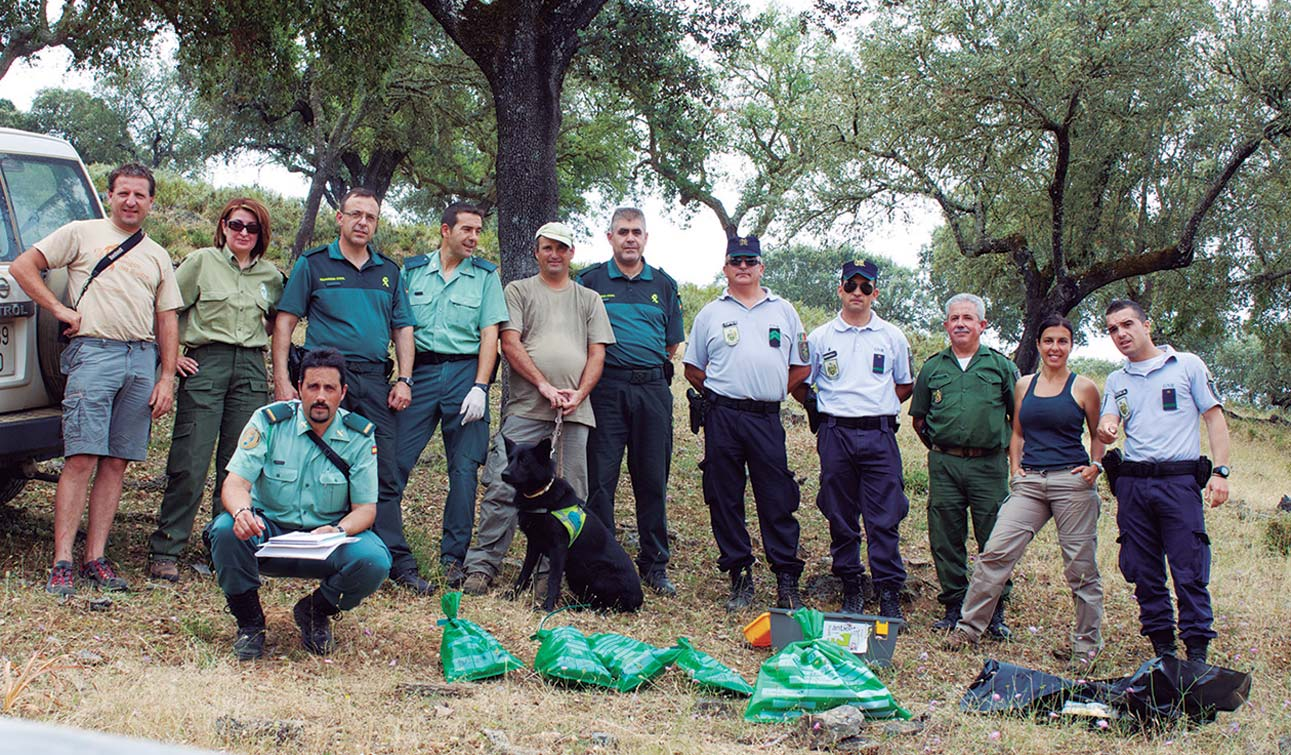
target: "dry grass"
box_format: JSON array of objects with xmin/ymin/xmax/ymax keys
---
[{"xmin": 1, "ymin": 373, "xmax": 1290, "ymax": 754}]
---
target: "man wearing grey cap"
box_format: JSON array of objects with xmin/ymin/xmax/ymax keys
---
[
  {"xmin": 461, "ymin": 222, "xmax": 616, "ymax": 595},
  {"xmin": 794, "ymin": 259, "xmax": 912, "ymax": 619}
]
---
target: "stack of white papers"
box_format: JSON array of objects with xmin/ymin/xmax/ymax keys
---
[{"xmin": 256, "ymin": 531, "xmax": 358, "ymax": 560}]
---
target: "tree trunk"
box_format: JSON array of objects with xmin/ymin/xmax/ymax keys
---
[
  {"xmin": 292, "ymin": 167, "xmax": 331, "ymax": 261},
  {"xmin": 491, "ymin": 73, "xmax": 559, "ymax": 285}
]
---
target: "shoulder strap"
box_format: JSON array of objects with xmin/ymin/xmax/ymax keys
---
[
  {"xmin": 470, "ymin": 256, "xmax": 498, "ymax": 273},
  {"xmin": 305, "ymin": 429, "xmax": 351, "ymax": 479},
  {"xmin": 74, "ymin": 229, "xmax": 145, "ymax": 308},
  {"xmin": 260, "ymin": 402, "xmax": 296, "ymax": 423}
]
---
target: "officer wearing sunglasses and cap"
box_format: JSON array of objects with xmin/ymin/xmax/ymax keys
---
[
  {"xmin": 793, "ymin": 259, "xmax": 912, "ymax": 620},
  {"xmin": 683, "ymin": 235, "xmax": 809, "ymax": 612}
]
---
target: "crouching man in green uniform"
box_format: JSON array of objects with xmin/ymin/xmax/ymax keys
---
[{"xmin": 208, "ymin": 348, "xmax": 392, "ymax": 660}]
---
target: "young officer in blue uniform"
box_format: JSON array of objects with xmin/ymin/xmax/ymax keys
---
[
  {"xmin": 576, "ymin": 207, "xmax": 685, "ymax": 596},
  {"xmin": 795, "ymin": 259, "xmax": 912, "ymax": 619},
  {"xmin": 272, "ymin": 188, "xmax": 428, "ymax": 595},
  {"xmin": 1097, "ymin": 299, "xmax": 1230, "ymax": 663},
  {"xmin": 209, "ymin": 348, "xmax": 392, "ymax": 660},
  {"xmin": 683, "ymin": 235, "xmax": 810, "ymax": 612},
  {"xmin": 393, "ymin": 203, "xmax": 507, "ymax": 586}
]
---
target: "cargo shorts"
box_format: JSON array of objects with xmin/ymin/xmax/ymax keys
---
[{"xmin": 60, "ymin": 337, "xmax": 157, "ymax": 460}]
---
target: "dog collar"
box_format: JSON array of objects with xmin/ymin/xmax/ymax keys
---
[{"xmin": 522, "ymin": 478, "xmax": 555, "ymax": 498}]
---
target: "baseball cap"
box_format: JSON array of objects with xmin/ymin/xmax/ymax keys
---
[
  {"xmin": 841, "ymin": 258, "xmax": 878, "ymax": 282},
  {"xmin": 726, "ymin": 235, "xmax": 762, "ymax": 257},
  {"xmin": 535, "ymin": 221, "xmax": 575, "ymax": 248}
]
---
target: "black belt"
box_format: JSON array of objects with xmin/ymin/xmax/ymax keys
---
[
  {"xmin": 602, "ymin": 364, "xmax": 665, "ymax": 384},
  {"xmin": 706, "ymin": 391, "xmax": 780, "ymax": 414},
  {"xmin": 934, "ymin": 444, "xmax": 1001, "ymax": 458},
  {"xmin": 414, "ymin": 351, "xmax": 476, "ymax": 366},
  {"xmin": 1119, "ymin": 459, "xmax": 1204, "ymax": 478},
  {"xmin": 345, "ymin": 359, "xmax": 389, "ymax": 374},
  {"xmin": 821, "ymin": 413, "xmax": 897, "ymax": 431}
]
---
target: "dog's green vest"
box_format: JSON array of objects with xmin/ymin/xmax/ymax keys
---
[{"xmin": 550, "ymin": 505, "xmax": 586, "ymax": 545}]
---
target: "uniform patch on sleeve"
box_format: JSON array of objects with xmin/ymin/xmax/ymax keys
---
[
  {"xmin": 797, "ymin": 332, "xmax": 809, "ymax": 361},
  {"xmin": 239, "ymin": 426, "xmax": 261, "ymax": 450},
  {"xmin": 372, "ymin": 444, "xmax": 379, "ymax": 455}
]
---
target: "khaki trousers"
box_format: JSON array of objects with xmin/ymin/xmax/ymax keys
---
[{"xmin": 957, "ymin": 469, "xmax": 1104, "ymax": 655}]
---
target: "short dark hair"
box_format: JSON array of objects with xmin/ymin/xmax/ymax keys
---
[
  {"xmin": 214, "ymin": 197, "xmax": 272, "ymax": 258},
  {"xmin": 339, "ymin": 187, "xmax": 379, "ymax": 210},
  {"xmin": 297, "ymin": 347, "xmax": 347, "ymax": 388},
  {"xmin": 1105, "ymin": 299, "xmax": 1148, "ymax": 322},
  {"xmin": 1036, "ymin": 313, "xmax": 1075, "ymax": 340},
  {"xmin": 108, "ymin": 163, "xmax": 156, "ymax": 196},
  {"xmin": 441, "ymin": 201, "xmax": 485, "ymax": 229}
]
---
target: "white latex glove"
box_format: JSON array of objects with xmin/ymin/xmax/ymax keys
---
[{"xmin": 459, "ymin": 385, "xmax": 487, "ymax": 425}]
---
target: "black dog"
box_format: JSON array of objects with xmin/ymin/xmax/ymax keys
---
[{"xmin": 502, "ymin": 436, "xmax": 643, "ymax": 612}]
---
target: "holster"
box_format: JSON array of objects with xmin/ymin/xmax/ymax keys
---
[
  {"xmin": 686, "ymin": 388, "xmax": 707, "ymax": 434},
  {"xmin": 663, "ymin": 360, "xmax": 675, "ymax": 384},
  {"xmin": 1102, "ymin": 448, "xmax": 1122, "ymax": 491},
  {"xmin": 1194, "ymin": 455, "xmax": 1213, "ymax": 488},
  {"xmin": 804, "ymin": 389, "xmax": 821, "ymax": 435}
]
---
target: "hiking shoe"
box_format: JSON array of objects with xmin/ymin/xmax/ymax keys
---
[
  {"xmin": 80, "ymin": 558, "xmax": 129, "ymax": 591},
  {"xmin": 46, "ymin": 560, "xmax": 76, "ymax": 596},
  {"xmin": 147, "ymin": 558, "xmax": 180, "ymax": 583},
  {"xmin": 443, "ymin": 560, "xmax": 468, "ymax": 589},
  {"xmin": 462, "ymin": 572, "xmax": 492, "ymax": 596},
  {"xmin": 774, "ymin": 572, "xmax": 803, "ymax": 611},
  {"xmin": 233, "ymin": 626, "xmax": 266, "ymax": 661},
  {"xmin": 931, "ymin": 602, "xmax": 962, "ymax": 631},
  {"xmin": 643, "ymin": 571, "xmax": 677, "ymax": 597},
  {"xmin": 392, "ymin": 569, "xmax": 436, "ymax": 597},
  {"xmin": 878, "ymin": 588, "xmax": 904, "ymax": 620},
  {"xmin": 986, "ymin": 601, "xmax": 1011, "ymax": 640},
  {"xmin": 724, "ymin": 567, "xmax": 754, "ymax": 612},
  {"xmin": 1149, "ymin": 629, "xmax": 1177, "ymax": 659},
  {"xmin": 1184, "ymin": 637, "xmax": 1209, "ymax": 664},
  {"xmin": 293, "ymin": 591, "xmax": 338, "ymax": 656},
  {"xmin": 1053, "ymin": 642, "xmax": 1101, "ymax": 673},
  {"xmin": 943, "ymin": 628, "xmax": 978, "ymax": 651}
]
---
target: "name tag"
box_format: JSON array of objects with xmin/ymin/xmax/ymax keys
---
[
  {"xmin": 872, "ymin": 353, "xmax": 886, "ymax": 374},
  {"xmin": 1162, "ymin": 387, "xmax": 1177, "ymax": 411}
]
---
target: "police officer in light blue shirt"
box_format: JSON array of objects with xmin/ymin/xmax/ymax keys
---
[
  {"xmin": 1097, "ymin": 299, "xmax": 1230, "ymax": 663},
  {"xmin": 795, "ymin": 259, "xmax": 912, "ymax": 620},
  {"xmin": 684, "ymin": 235, "xmax": 810, "ymax": 612}
]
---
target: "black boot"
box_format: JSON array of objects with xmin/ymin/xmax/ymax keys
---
[
  {"xmin": 931, "ymin": 601, "xmax": 962, "ymax": 631},
  {"xmin": 840, "ymin": 577, "xmax": 864, "ymax": 615},
  {"xmin": 226, "ymin": 589, "xmax": 266, "ymax": 661},
  {"xmin": 1183, "ymin": 636, "xmax": 1209, "ymax": 664},
  {"xmin": 724, "ymin": 566, "xmax": 754, "ymax": 612},
  {"xmin": 293, "ymin": 588, "xmax": 341, "ymax": 655},
  {"xmin": 775, "ymin": 572, "xmax": 804, "ymax": 610},
  {"xmin": 1148, "ymin": 629, "xmax": 1177, "ymax": 658},
  {"xmin": 878, "ymin": 588, "xmax": 903, "ymax": 620},
  {"xmin": 986, "ymin": 600, "xmax": 1011, "ymax": 640}
]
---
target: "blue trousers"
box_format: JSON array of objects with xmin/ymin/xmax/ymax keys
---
[
  {"xmin": 816, "ymin": 421, "xmax": 908, "ymax": 590},
  {"xmin": 393, "ymin": 359, "xmax": 489, "ymax": 565},
  {"xmin": 1114, "ymin": 474, "xmax": 1215, "ymax": 641},
  {"xmin": 207, "ymin": 513, "xmax": 391, "ymax": 610},
  {"xmin": 701, "ymin": 402, "xmax": 803, "ymax": 575}
]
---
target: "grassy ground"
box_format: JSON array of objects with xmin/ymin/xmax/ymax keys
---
[{"xmin": 2, "ymin": 368, "xmax": 1290, "ymax": 754}]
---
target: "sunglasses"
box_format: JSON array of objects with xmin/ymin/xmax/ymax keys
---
[
  {"xmin": 225, "ymin": 218, "xmax": 262, "ymax": 235},
  {"xmin": 843, "ymin": 279, "xmax": 874, "ymax": 295},
  {"xmin": 726, "ymin": 257, "xmax": 760, "ymax": 268}
]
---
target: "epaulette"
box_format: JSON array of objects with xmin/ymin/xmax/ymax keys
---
[
  {"xmin": 301, "ymin": 244, "xmax": 329, "ymax": 257},
  {"xmin": 653, "ymin": 264, "xmax": 679, "ymax": 286},
  {"xmin": 576, "ymin": 261, "xmax": 604, "ymax": 280},
  {"xmin": 403, "ymin": 254, "xmax": 430, "ymax": 270},
  {"xmin": 471, "ymin": 256, "xmax": 498, "ymax": 273},
  {"xmin": 260, "ymin": 402, "xmax": 296, "ymax": 423},
  {"xmin": 342, "ymin": 411, "xmax": 375, "ymax": 436}
]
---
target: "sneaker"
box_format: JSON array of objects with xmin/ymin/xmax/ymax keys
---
[
  {"xmin": 233, "ymin": 626, "xmax": 266, "ymax": 661},
  {"xmin": 724, "ymin": 567, "xmax": 754, "ymax": 612},
  {"xmin": 80, "ymin": 558, "xmax": 129, "ymax": 591},
  {"xmin": 392, "ymin": 569, "xmax": 436, "ymax": 597},
  {"xmin": 943, "ymin": 628, "xmax": 978, "ymax": 651},
  {"xmin": 45, "ymin": 560, "xmax": 76, "ymax": 596},
  {"xmin": 643, "ymin": 571, "xmax": 677, "ymax": 597},
  {"xmin": 931, "ymin": 602, "xmax": 962, "ymax": 632},
  {"xmin": 462, "ymin": 572, "xmax": 492, "ymax": 596},
  {"xmin": 147, "ymin": 558, "xmax": 180, "ymax": 583},
  {"xmin": 774, "ymin": 572, "xmax": 803, "ymax": 610},
  {"xmin": 443, "ymin": 560, "xmax": 467, "ymax": 588}
]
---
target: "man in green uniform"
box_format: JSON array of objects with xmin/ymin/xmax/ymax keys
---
[
  {"xmin": 393, "ymin": 202, "xmax": 507, "ymax": 586},
  {"xmin": 910, "ymin": 293, "xmax": 1019, "ymax": 636},
  {"xmin": 208, "ymin": 348, "xmax": 392, "ymax": 660}
]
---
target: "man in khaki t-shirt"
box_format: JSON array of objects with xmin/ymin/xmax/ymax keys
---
[
  {"xmin": 11, "ymin": 163, "xmax": 181, "ymax": 596},
  {"xmin": 461, "ymin": 221, "xmax": 615, "ymax": 593}
]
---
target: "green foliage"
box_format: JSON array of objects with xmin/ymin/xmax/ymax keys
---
[
  {"xmin": 25, "ymin": 89, "xmax": 135, "ymax": 166},
  {"xmin": 678, "ymin": 281, "xmax": 722, "ymax": 331}
]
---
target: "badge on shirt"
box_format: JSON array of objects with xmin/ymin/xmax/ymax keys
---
[
  {"xmin": 239, "ymin": 426, "xmax": 261, "ymax": 450},
  {"xmin": 1162, "ymin": 386, "xmax": 1178, "ymax": 411},
  {"xmin": 823, "ymin": 350, "xmax": 839, "ymax": 379},
  {"xmin": 872, "ymin": 353, "xmax": 886, "ymax": 374},
  {"xmin": 1115, "ymin": 388, "xmax": 1129, "ymax": 417},
  {"xmin": 797, "ymin": 332, "xmax": 809, "ymax": 361},
  {"xmin": 722, "ymin": 321, "xmax": 740, "ymax": 346},
  {"xmin": 768, "ymin": 326, "xmax": 781, "ymax": 348},
  {"xmin": 259, "ymin": 282, "xmax": 269, "ymax": 301},
  {"xmin": 933, "ymin": 389, "xmax": 943, "ymax": 404}
]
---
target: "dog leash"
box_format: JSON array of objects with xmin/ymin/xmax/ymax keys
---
[{"xmin": 549, "ymin": 411, "xmax": 564, "ymax": 478}]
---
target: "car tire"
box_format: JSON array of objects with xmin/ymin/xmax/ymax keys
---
[
  {"xmin": 0, "ymin": 471, "xmax": 27, "ymax": 505},
  {"xmin": 35, "ymin": 268, "xmax": 69, "ymax": 402}
]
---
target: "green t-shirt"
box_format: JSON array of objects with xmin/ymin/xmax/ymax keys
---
[{"xmin": 910, "ymin": 344, "xmax": 1019, "ymax": 450}]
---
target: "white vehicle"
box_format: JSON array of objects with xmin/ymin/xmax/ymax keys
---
[{"xmin": 0, "ymin": 127, "xmax": 104, "ymax": 503}]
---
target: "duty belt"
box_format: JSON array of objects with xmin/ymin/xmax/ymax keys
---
[
  {"xmin": 821, "ymin": 413, "xmax": 897, "ymax": 431},
  {"xmin": 602, "ymin": 364, "xmax": 665, "ymax": 384},
  {"xmin": 706, "ymin": 391, "xmax": 780, "ymax": 414},
  {"xmin": 933, "ymin": 444, "xmax": 1000, "ymax": 458},
  {"xmin": 414, "ymin": 351, "xmax": 476, "ymax": 366},
  {"xmin": 1118, "ymin": 459, "xmax": 1204, "ymax": 478}
]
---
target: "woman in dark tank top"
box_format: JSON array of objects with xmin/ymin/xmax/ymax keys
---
[{"xmin": 945, "ymin": 314, "xmax": 1108, "ymax": 670}]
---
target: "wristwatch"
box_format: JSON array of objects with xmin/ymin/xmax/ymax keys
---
[
  {"xmin": 396, "ymin": 375, "xmax": 414, "ymax": 387},
  {"xmin": 1212, "ymin": 465, "xmax": 1231, "ymax": 479},
  {"xmin": 336, "ymin": 523, "xmax": 348, "ymax": 536}
]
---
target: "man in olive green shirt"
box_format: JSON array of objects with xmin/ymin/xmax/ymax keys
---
[{"xmin": 910, "ymin": 293, "xmax": 1019, "ymax": 636}]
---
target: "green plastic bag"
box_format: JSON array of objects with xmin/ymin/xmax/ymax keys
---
[
  {"xmin": 744, "ymin": 639, "xmax": 911, "ymax": 723},
  {"xmin": 793, "ymin": 607, "xmax": 824, "ymax": 640},
  {"xmin": 533, "ymin": 625, "xmax": 617, "ymax": 688},
  {"xmin": 588, "ymin": 633, "xmax": 677, "ymax": 692},
  {"xmin": 670, "ymin": 637, "xmax": 754, "ymax": 696},
  {"xmin": 437, "ymin": 592, "xmax": 525, "ymax": 682}
]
